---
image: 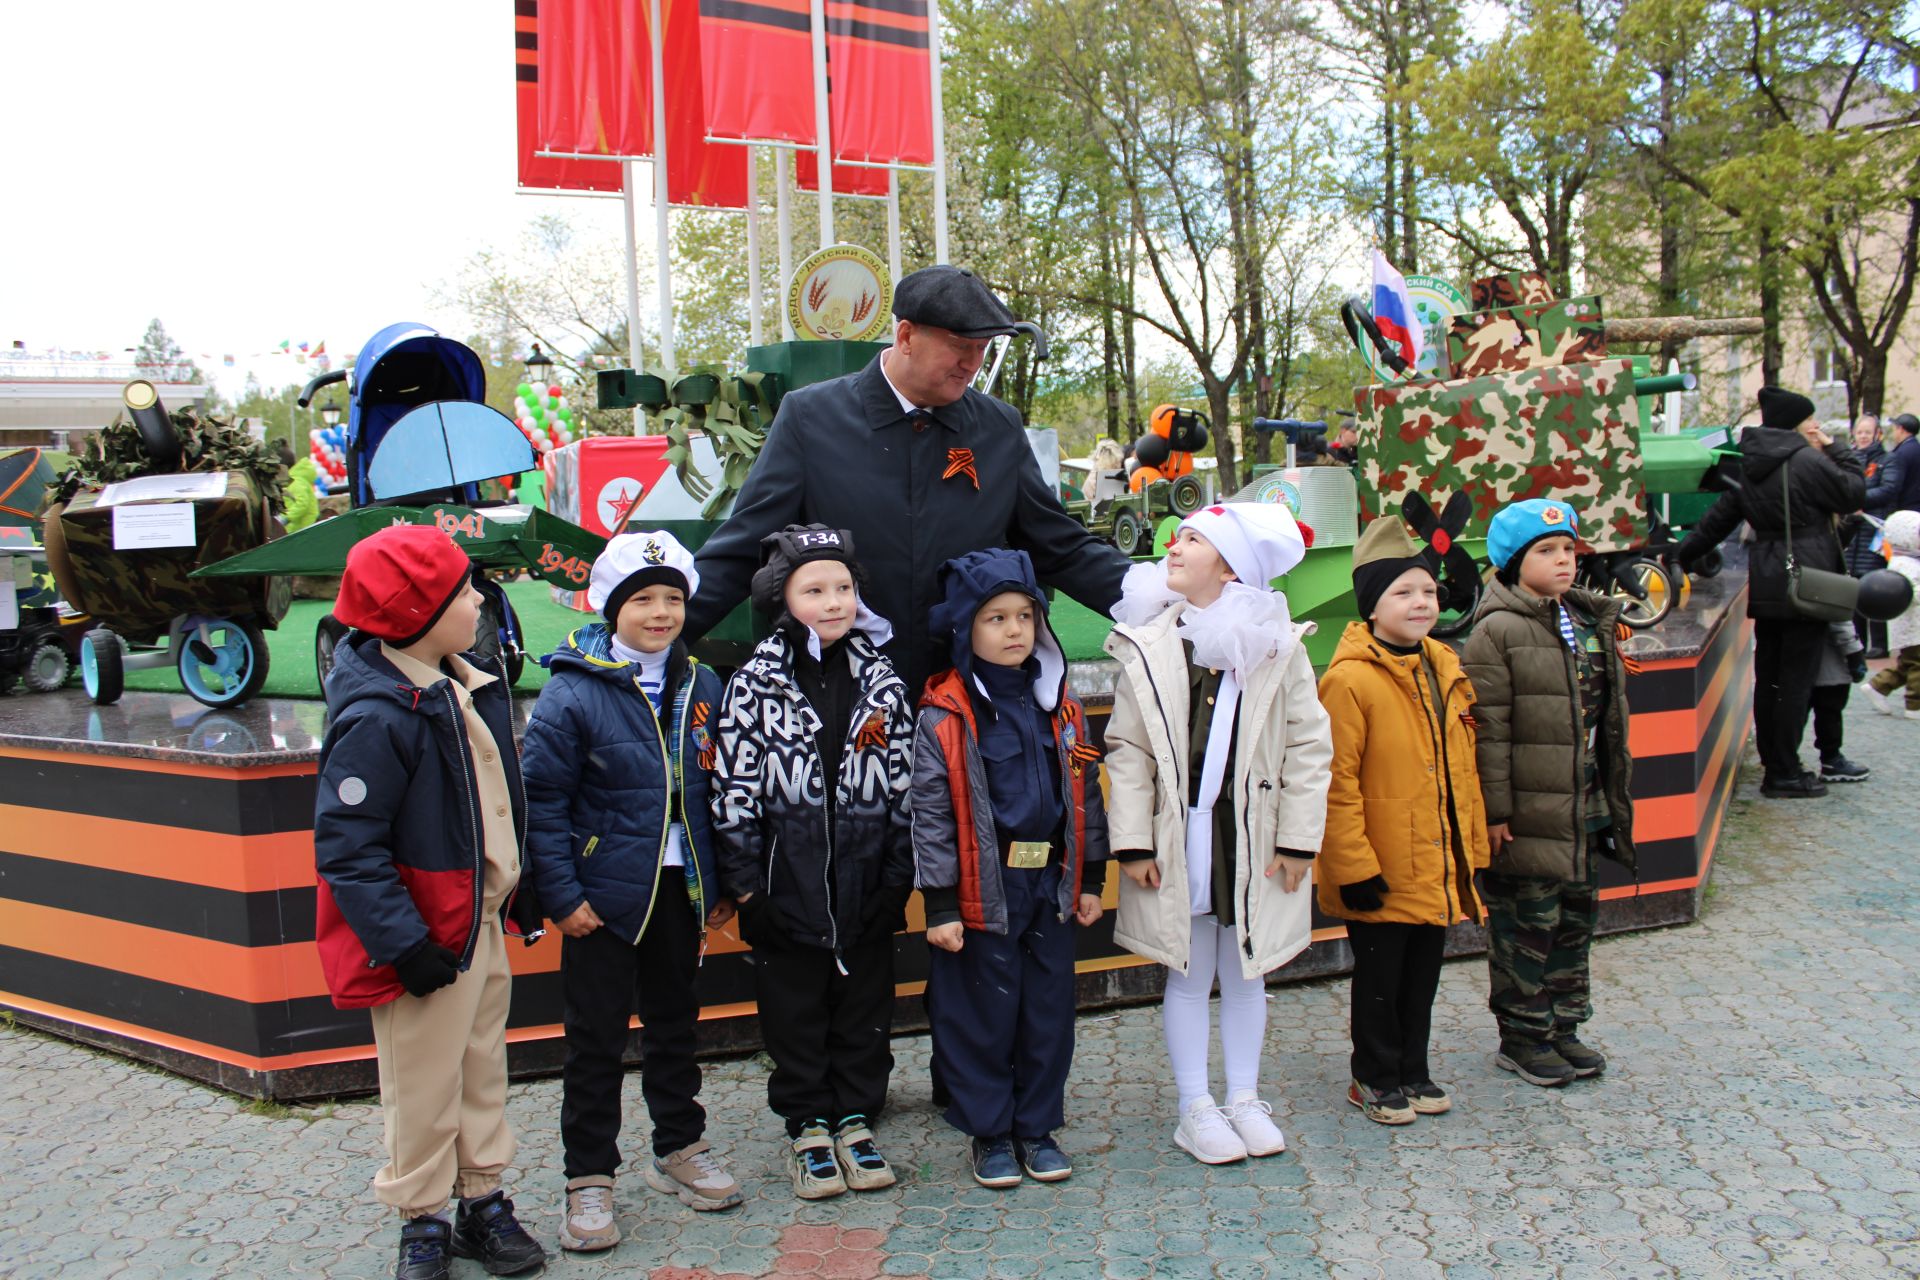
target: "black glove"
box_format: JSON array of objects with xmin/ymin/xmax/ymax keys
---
[
  {"xmin": 1850, "ymin": 653, "xmax": 1869, "ymax": 684},
  {"xmin": 1339, "ymin": 875, "xmax": 1389, "ymax": 914},
  {"xmin": 859, "ymin": 883, "xmax": 912, "ymax": 944},
  {"xmin": 393, "ymin": 939, "xmax": 461, "ymax": 997}
]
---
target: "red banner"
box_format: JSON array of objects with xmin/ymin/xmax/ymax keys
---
[
  {"xmin": 662, "ymin": 0, "xmax": 750, "ymax": 208},
  {"xmin": 698, "ymin": 0, "xmax": 814, "ymax": 144},
  {"xmin": 827, "ymin": 0, "xmax": 933, "ymax": 166},
  {"xmin": 794, "ymin": 150, "xmax": 892, "ymax": 197},
  {"xmin": 515, "ymin": 1, "xmax": 622, "ymax": 192}
]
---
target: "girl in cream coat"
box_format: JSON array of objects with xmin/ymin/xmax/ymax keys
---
[{"xmin": 1103, "ymin": 503, "xmax": 1333, "ymax": 1165}]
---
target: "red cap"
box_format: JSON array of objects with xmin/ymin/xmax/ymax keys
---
[{"xmin": 336, "ymin": 526, "xmax": 473, "ymax": 645}]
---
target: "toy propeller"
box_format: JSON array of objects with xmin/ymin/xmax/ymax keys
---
[{"xmin": 1400, "ymin": 492, "xmax": 1479, "ymax": 611}]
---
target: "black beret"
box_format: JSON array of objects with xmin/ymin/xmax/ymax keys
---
[
  {"xmin": 1758, "ymin": 385, "xmax": 1817, "ymax": 432},
  {"xmin": 892, "ymin": 265, "xmax": 1020, "ymax": 338}
]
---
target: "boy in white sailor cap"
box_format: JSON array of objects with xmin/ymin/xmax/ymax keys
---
[
  {"xmin": 522, "ymin": 529, "xmax": 743, "ymax": 1255},
  {"xmin": 1103, "ymin": 502, "xmax": 1334, "ymax": 1165}
]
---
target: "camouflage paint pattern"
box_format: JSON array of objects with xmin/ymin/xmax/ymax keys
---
[
  {"xmin": 1481, "ymin": 864, "xmax": 1599, "ymax": 1041},
  {"xmin": 1470, "ymin": 271, "xmax": 1556, "ymax": 310},
  {"xmin": 1445, "ymin": 296, "xmax": 1608, "ymax": 379},
  {"xmin": 1353, "ymin": 357, "xmax": 1651, "ymax": 552},
  {"xmin": 49, "ymin": 473, "xmax": 290, "ymax": 643}
]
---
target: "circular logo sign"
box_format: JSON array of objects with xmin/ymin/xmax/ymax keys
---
[
  {"xmin": 1362, "ymin": 273, "xmax": 1469, "ymax": 382},
  {"xmin": 595, "ymin": 476, "xmax": 645, "ymax": 533},
  {"xmin": 788, "ymin": 244, "xmax": 893, "ymax": 342},
  {"xmin": 1245, "ymin": 473, "xmax": 1303, "ymax": 513}
]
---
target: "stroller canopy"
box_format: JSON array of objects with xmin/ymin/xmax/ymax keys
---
[{"xmin": 346, "ymin": 323, "xmax": 489, "ymax": 506}]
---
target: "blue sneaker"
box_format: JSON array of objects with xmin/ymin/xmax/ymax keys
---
[
  {"xmin": 970, "ymin": 1136, "xmax": 1023, "ymax": 1188},
  {"xmin": 1013, "ymin": 1135, "xmax": 1072, "ymax": 1182}
]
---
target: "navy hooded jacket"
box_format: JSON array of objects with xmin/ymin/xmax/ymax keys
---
[
  {"xmin": 521, "ymin": 624, "xmax": 723, "ymax": 943},
  {"xmin": 313, "ymin": 632, "xmax": 541, "ymax": 1010}
]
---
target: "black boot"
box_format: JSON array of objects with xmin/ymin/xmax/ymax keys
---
[
  {"xmin": 1495, "ymin": 1039, "xmax": 1577, "ymax": 1087},
  {"xmin": 1760, "ymin": 772, "xmax": 1828, "ymax": 799},
  {"xmin": 395, "ymin": 1216, "xmax": 452, "ymax": 1280},
  {"xmin": 451, "ymin": 1190, "xmax": 547, "ymax": 1275},
  {"xmin": 1552, "ymin": 1033, "xmax": 1607, "ymax": 1077}
]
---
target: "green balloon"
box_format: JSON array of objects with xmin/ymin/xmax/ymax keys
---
[
  {"xmin": 531, "ymin": 405, "xmax": 547, "ymax": 423},
  {"xmin": 516, "ymin": 383, "xmax": 532, "ymax": 398},
  {"xmin": 557, "ymin": 405, "xmax": 573, "ymax": 421},
  {"xmin": 548, "ymin": 395, "xmax": 561, "ymax": 410}
]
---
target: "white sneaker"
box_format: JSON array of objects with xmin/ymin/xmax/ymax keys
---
[
  {"xmin": 1223, "ymin": 1089, "xmax": 1287, "ymax": 1156},
  {"xmin": 1864, "ymin": 685, "xmax": 1895, "ymax": 715},
  {"xmin": 1173, "ymin": 1094, "xmax": 1248, "ymax": 1164}
]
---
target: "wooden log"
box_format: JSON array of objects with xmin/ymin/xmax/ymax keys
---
[{"xmin": 1603, "ymin": 316, "xmax": 1765, "ymax": 342}]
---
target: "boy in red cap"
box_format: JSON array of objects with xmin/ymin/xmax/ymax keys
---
[{"xmin": 314, "ymin": 526, "xmax": 547, "ymax": 1280}]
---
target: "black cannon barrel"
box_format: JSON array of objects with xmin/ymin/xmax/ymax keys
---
[{"xmin": 122, "ymin": 380, "xmax": 182, "ymax": 471}]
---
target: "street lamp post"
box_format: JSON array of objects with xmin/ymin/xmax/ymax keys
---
[{"xmin": 525, "ymin": 344, "xmax": 554, "ymax": 387}]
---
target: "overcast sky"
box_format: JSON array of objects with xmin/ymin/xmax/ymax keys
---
[{"xmin": 3, "ymin": 1, "xmax": 628, "ymax": 399}]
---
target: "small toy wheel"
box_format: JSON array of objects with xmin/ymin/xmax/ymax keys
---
[
  {"xmin": 1430, "ymin": 569, "xmax": 1484, "ymax": 639},
  {"xmin": 177, "ymin": 618, "xmax": 270, "ymax": 708},
  {"xmin": 82, "ymin": 629, "xmax": 125, "ymax": 705},
  {"xmin": 315, "ymin": 613, "xmax": 349, "ymax": 690},
  {"xmin": 1169, "ymin": 474, "xmax": 1205, "ymax": 516},
  {"xmin": 1613, "ymin": 558, "xmax": 1675, "ymax": 629},
  {"xmin": 1113, "ymin": 509, "xmax": 1146, "ymax": 557},
  {"xmin": 24, "ymin": 638, "xmax": 72, "ymax": 692}
]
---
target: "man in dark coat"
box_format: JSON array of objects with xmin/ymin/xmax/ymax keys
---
[
  {"xmin": 1677, "ymin": 387, "xmax": 1867, "ymax": 798},
  {"xmin": 1866, "ymin": 412, "xmax": 1920, "ymax": 518},
  {"xmin": 1846, "ymin": 415, "xmax": 1889, "ymax": 655},
  {"xmin": 685, "ymin": 266, "xmax": 1132, "ymax": 693}
]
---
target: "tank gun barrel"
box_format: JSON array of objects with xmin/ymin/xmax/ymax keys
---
[{"xmin": 1602, "ymin": 316, "xmax": 1764, "ymax": 343}]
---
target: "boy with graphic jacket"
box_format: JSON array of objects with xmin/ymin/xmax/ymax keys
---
[
  {"xmin": 912, "ymin": 547, "xmax": 1110, "ymax": 1189},
  {"xmin": 711, "ymin": 525, "xmax": 917, "ymax": 1200}
]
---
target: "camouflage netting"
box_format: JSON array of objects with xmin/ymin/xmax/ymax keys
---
[{"xmin": 52, "ymin": 406, "xmax": 287, "ymax": 514}]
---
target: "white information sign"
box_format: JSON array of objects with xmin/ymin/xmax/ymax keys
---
[{"xmin": 111, "ymin": 504, "xmax": 197, "ymax": 550}]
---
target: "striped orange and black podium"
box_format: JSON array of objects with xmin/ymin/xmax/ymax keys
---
[{"xmin": 0, "ymin": 575, "xmax": 1752, "ymax": 1100}]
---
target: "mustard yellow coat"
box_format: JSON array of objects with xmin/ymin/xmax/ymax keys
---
[{"xmin": 1315, "ymin": 622, "xmax": 1489, "ymax": 925}]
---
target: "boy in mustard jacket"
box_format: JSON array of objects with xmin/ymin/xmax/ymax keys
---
[{"xmin": 1318, "ymin": 516, "xmax": 1488, "ymax": 1124}]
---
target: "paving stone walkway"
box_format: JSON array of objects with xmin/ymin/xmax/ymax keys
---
[{"xmin": 2, "ymin": 702, "xmax": 1917, "ymax": 1279}]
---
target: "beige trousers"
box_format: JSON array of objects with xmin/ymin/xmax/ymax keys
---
[{"xmin": 369, "ymin": 915, "xmax": 516, "ymax": 1218}]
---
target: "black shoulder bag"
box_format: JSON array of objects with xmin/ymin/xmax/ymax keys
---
[{"xmin": 1781, "ymin": 452, "xmax": 1859, "ymax": 622}]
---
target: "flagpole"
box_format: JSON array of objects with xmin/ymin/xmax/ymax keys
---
[
  {"xmin": 746, "ymin": 146, "xmax": 765, "ymax": 347},
  {"xmin": 648, "ymin": 0, "xmax": 675, "ymax": 375},
  {"xmin": 808, "ymin": 0, "xmax": 835, "ymax": 246},
  {"xmin": 776, "ymin": 149, "xmax": 796, "ymax": 340},
  {"xmin": 927, "ymin": 0, "xmax": 950, "ymax": 263},
  {"xmin": 885, "ymin": 168, "xmax": 902, "ymax": 282},
  {"xmin": 622, "ymin": 160, "xmax": 645, "ymax": 433}
]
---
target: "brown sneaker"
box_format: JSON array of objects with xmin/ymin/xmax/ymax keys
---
[
  {"xmin": 1346, "ymin": 1080, "xmax": 1415, "ymax": 1125},
  {"xmin": 558, "ymin": 1175, "xmax": 620, "ymax": 1252},
  {"xmin": 832, "ymin": 1117, "xmax": 897, "ymax": 1191},
  {"xmin": 644, "ymin": 1140, "xmax": 744, "ymax": 1212}
]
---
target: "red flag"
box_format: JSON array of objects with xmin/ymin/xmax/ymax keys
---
[
  {"xmin": 515, "ymin": 0, "xmax": 622, "ymax": 191},
  {"xmin": 662, "ymin": 0, "xmax": 749, "ymax": 208},
  {"xmin": 793, "ymin": 150, "xmax": 892, "ymax": 197},
  {"xmin": 698, "ymin": 0, "xmax": 814, "ymax": 143},
  {"xmin": 537, "ymin": 0, "xmax": 652, "ymax": 158},
  {"xmin": 828, "ymin": 0, "xmax": 934, "ymax": 165}
]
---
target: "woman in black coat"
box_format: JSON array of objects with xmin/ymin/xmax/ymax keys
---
[
  {"xmin": 1677, "ymin": 389, "xmax": 1867, "ymax": 798},
  {"xmin": 1846, "ymin": 416, "xmax": 1889, "ymax": 653}
]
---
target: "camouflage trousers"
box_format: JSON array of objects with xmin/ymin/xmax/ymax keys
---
[{"xmin": 1481, "ymin": 859, "xmax": 1601, "ymax": 1043}]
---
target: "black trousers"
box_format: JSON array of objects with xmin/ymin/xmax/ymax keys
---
[
  {"xmin": 1811, "ymin": 683, "xmax": 1850, "ymax": 760},
  {"xmin": 927, "ymin": 863, "xmax": 1077, "ymax": 1140},
  {"xmin": 750, "ymin": 932, "xmax": 895, "ymax": 1136},
  {"xmin": 560, "ymin": 884, "xmax": 705, "ymax": 1178},
  {"xmin": 1752, "ymin": 617, "xmax": 1828, "ymax": 780},
  {"xmin": 1347, "ymin": 920, "xmax": 1447, "ymax": 1093}
]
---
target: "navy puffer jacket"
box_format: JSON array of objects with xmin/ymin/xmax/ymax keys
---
[{"xmin": 522, "ymin": 625, "xmax": 723, "ymax": 942}]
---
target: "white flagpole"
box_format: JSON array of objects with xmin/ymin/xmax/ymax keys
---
[
  {"xmin": 808, "ymin": 0, "xmax": 835, "ymax": 246},
  {"xmin": 926, "ymin": 0, "xmax": 949, "ymax": 263},
  {"xmin": 648, "ymin": 0, "xmax": 675, "ymax": 375},
  {"xmin": 776, "ymin": 149, "xmax": 796, "ymax": 340},
  {"xmin": 621, "ymin": 160, "xmax": 644, "ymax": 432},
  {"xmin": 746, "ymin": 146, "xmax": 765, "ymax": 346},
  {"xmin": 886, "ymin": 168, "xmax": 902, "ymax": 282}
]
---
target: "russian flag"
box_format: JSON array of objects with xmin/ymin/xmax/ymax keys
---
[{"xmin": 1371, "ymin": 249, "xmax": 1425, "ymax": 371}]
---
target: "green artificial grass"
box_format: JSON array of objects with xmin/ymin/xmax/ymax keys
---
[{"xmin": 113, "ymin": 582, "xmax": 1124, "ymax": 702}]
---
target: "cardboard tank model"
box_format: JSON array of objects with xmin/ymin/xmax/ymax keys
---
[
  {"xmin": 196, "ymin": 323, "xmax": 611, "ymax": 688},
  {"xmin": 0, "ymin": 448, "xmax": 84, "ymax": 694},
  {"xmin": 37, "ymin": 385, "xmax": 293, "ymax": 708},
  {"xmin": 1335, "ymin": 268, "xmax": 1764, "ymax": 637},
  {"xmin": 1066, "ymin": 404, "xmax": 1214, "ymax": 557}
]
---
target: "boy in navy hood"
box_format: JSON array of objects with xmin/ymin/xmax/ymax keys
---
[{"xmin": 913, "ymin": 548, "xmax": 1109, "ymax": 1188}]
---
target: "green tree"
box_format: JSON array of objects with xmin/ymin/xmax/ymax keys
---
[{"xmin": 134, "ymin": 318, "xmax": 206, "ymax": 386}]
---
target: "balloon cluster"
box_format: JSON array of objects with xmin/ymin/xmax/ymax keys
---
[
  {"xmin": 514, "ymin": 381, "xmax": 575, "ymax": 454},
  {"xmin": 309, "ymin": 425, "xmax": 348, "ymax": 496}
]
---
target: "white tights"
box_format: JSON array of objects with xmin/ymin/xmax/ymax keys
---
[{"xmin": 1162, "ymin": 914, "xmax": 1268, "ymax": 1110}]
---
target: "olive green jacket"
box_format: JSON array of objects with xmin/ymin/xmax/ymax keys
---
[{"xmin": 1460, "ymin": 579, "xmax": 1636, "ymax": 880}]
